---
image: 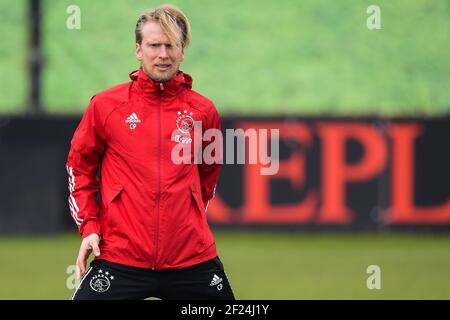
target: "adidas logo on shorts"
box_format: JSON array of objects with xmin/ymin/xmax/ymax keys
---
[{"xmin": 210, "ymin": 274, "xmax": 223, "ymax": 287}]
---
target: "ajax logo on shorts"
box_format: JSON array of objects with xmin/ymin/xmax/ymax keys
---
[{"xmin": 90, "ymin": 269, "xmax": 114, "ymax": 293}]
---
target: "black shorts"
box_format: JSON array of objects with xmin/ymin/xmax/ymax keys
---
[{"xmin": 70, "ymin": 257, "xmax": 235, "ymax": 300}]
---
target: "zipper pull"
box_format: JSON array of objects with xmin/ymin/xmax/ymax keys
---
[{"xmin": 159, "ymin": 82, "xmax": 164, "ymax": 91}]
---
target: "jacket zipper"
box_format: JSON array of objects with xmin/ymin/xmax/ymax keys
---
[{"xmin": 153, "ymin": 82, "xmax": 164, "ymax": 270}]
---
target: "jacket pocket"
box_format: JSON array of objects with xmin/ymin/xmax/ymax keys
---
[
  {"xmin": 103, "ymin": 184, "xmax": 124, "ymax": 208},
  {"xmin": 103, "ymin": 184, "xmax": 125, "ymax": 232},
  {"xmin": 189, "ymin": 183, "xmax": 205, "ymax": 215},
  {"xmin": 189, "ymin": 183, "xmax": 210, "ymax": 247}
]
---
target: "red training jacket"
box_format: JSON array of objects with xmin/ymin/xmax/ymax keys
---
[{"xmin": 66, "ymin": 68, "xmax": 222, "ymax": 269}]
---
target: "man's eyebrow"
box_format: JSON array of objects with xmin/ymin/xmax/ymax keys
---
[
  {"xmin": 147, "ymin": 41, "xmax": 174, "ymax": 46},
  {"xmin": 147, "ymin": 41, "xmax": 170, "ymax": 44}
]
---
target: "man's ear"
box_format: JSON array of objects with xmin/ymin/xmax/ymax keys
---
[{"xmin": 135, "ymin": 43, "xmax": 142, "ymax": 61}]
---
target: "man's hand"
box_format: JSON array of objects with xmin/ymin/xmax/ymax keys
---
[{"xmin": 76, "ymin": 233, "xmax": 101, "ymax": 280}]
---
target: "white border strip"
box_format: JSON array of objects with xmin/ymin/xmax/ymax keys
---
[{"xmin": 70, "ymin": 266, "xmax": 93, "ymax": 300}]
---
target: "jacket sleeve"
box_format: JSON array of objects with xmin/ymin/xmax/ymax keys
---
[
  {"xmin": 198, "ymin": 104, "xmax": 223, "ymax": 212},
  {"xmin": 66, "ymin": 96, "xmax": 106, "ymax": 238}
]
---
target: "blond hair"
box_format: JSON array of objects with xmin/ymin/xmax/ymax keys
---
[{"xmin": 135, "ymin": 4, "xmax": 191, "ymax": 49}]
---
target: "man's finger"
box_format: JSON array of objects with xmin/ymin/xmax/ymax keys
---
[
  {"xmin": 77, "ymin": 245, "xmax": 89, "ymax": 266},
  {"xmin": 76, "ymin": 257, "xmax": 85, "ymax": 280},
  {"xmin": 76, "ymin": 245, "xmax": 89, "ymax": 276},
  {"xmin": 91, "ymin": 241, "xmax": 101, "ymax": 257},
  {"xmin": 75, "ymin": 264, "xmax": 81, "ymax": 280}
]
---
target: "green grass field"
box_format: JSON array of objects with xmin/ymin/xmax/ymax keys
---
[
  {"xmin": 1, "ymin": 231, "xmax": 450, "ymax": 300},
  {"xmin": 0, "ymin": 0, "xmax": 449, "ymax": 115}
]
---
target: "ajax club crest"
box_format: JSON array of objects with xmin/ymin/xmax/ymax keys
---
[
  {"xmin": 90, "ymin": 269, "xmax": 114, "ymax": 293},
  {"xmin": 176, "ymin": 110, "xmax": 194, "ymax": 133}
]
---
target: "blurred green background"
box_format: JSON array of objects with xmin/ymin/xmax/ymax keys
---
[
  {"xmin": 0, "ymin": 0, "xmax": 449, "ymax": 300},
  {"xmin": 0, "ymin": 0, "xmax": 449, "ymax": 115},
  {"xmin": 1, "ymin": 232, "xmax": 450, "ymax": 299}
]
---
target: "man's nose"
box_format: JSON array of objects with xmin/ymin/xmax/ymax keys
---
[{"xmin": 158, "ymin": 46, "xmax": 169, "ymax": 59}]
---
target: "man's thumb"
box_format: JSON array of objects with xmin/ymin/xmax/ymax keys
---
[{"xmin": 92, "ymin": 241, "xmax": 101, "ymax": 257}]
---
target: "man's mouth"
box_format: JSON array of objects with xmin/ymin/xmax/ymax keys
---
[{"xmin": 154, "ymin": 64, "xmax": 171, "ymax": 71}]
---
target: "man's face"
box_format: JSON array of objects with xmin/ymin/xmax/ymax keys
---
[{"xmin": 135, "ymin": 21, "xmax": 184, "ymax": 82}]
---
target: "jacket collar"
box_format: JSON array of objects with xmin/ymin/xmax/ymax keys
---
[{"xmin": 129, "ymin": 67, "xmax": 192, "ymax": 97}]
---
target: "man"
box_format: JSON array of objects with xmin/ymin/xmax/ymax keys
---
[{"xmin": 67, "ymin": 4, "xmax": 234, "ymax": 300}]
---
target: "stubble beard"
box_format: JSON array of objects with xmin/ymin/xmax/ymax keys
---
[{"xmin": 143, "ymin": 63, "xmax": 179, "ymax": 83}]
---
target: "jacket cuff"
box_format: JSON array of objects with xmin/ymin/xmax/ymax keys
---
[{"xmin": 81, "ymin": 220, "xmax": 101, "ymax": 239}]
